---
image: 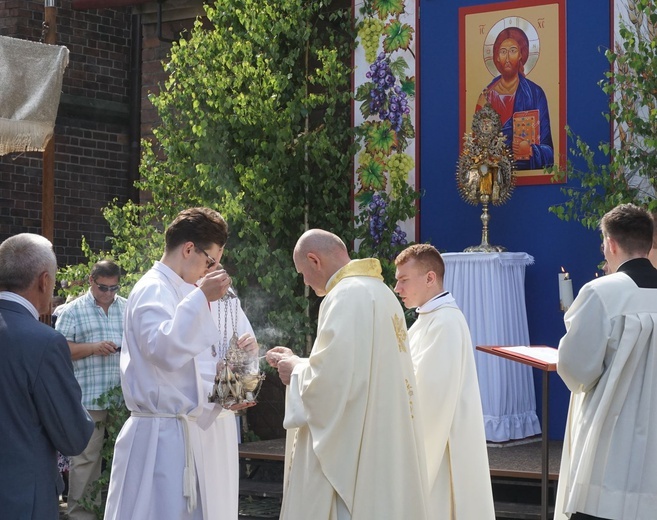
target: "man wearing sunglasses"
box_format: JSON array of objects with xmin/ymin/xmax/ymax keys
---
[
  {"xmin": 105, "ymin": 207, "xmax": 248, "ymax": 520},
  {"xmin": 55, "ymin": 259, "xmax": 126, "ymax": 520}
]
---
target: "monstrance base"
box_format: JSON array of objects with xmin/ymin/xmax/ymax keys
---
[{"xmin": 464, "ymin": 244, "xmax": 507, "ymax": 253}]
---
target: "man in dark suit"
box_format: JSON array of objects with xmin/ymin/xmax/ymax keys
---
[{"xmin": 0, "ymin": 233, "xmax": 94, "ymax": 519}]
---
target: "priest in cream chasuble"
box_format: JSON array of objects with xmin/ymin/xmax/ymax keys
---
[{"xmin": 267, "ymin": 230, "xmax": 429, "ymax": 520}]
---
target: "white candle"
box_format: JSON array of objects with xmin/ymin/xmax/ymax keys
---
[{"xmin": 558, "ymin": 268, "xmax": 574, "ymax": 312}]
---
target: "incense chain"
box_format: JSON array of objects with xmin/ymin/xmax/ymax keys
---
[{"xmin": 215, "ymin": 297, "xmax": 239, "ymax": 358}]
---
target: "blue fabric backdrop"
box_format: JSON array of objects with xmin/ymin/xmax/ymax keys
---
[{"xmin": 419, "ymin": 0, "xmax": 612, "ymax": 439}]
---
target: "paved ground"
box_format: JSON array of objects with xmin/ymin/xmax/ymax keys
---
[
  {"xmin": 58, "ymin": 438, "xmax": 559, "ymax": 519},
  {"xmin": 58, "ymin": 497, "xmax": 280, "ymax": 519}
]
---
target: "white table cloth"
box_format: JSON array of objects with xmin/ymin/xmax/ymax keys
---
[{"xmin": 442, "ymin": 252, "xmax": 541, "ymax": 442}]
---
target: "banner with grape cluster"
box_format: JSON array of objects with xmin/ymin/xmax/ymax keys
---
[{"xmin": 354, "ymin": 0, "xmax": 418, "ymax": 257}]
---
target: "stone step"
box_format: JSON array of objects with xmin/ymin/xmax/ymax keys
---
[
  {"xmin": 239, "ymin": 479, "xmax": 283, "ymax": 499},
  {"xmin": 238, "ymin": 495, "xmax": 281, "ymax": 519},
  {"xmin": 494, "ymin": 501, "xmax": 554, "ymax": 520}
]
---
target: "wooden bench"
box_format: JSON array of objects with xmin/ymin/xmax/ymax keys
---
[
  {"xmin": 239, "ymin": 438, "xmax": 285, "ymax": 462},
  {"xmin": 239, "ymin": 437, "xmax": 560, "ymax": 480},
  {"xmin": 239, "ymin": 438, "xmax": 285, "ymax": 500},
  {"xmin": 237, "ymin": 437, "xmax": 562, "ymax": 518}
]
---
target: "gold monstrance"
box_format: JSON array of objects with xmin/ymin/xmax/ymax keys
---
[{"xmin": 456, "ymin": 103, "xmax": 515, "ymax": 252}]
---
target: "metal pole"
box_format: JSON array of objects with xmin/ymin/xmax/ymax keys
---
[
  {"xmin": 541, "ymin": 371, "xmax": 550, "ymax": 520},
  {"xmin": 41, "ymin": 0, "xmax": 57, "ymax": 242},
  {"xmin": 40, "ymin": 0, "xmax": 57, "ymax": 325},
  {"xmin": 42, "ymin": 1, "xmax": 56, "ymax": 242}
]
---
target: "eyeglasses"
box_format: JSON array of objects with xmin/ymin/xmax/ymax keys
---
[
  {"xmin": 94, "ymin": 281, "xmax": 121, "ymax": 293},
  {"xmin": 194, "ymin": 245, "xmax": 217, "ymax": 269}
]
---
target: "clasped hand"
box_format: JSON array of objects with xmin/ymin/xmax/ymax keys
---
[
  {"xmin": 197, "ymin": 268, "xmax": 232, "ymax": 301},
  {"xmin": 265, "ymin": 346, "xmax": 301, "ymax": 385},
  {"xmin": 95, "ymin": 340, "xmax": 119, "ymax": 356},
  {"xmin": 236, "ymin": 333, "xmax": 259, "ymax": 357}
]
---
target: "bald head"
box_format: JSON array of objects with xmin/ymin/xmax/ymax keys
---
[
  {"xmin": 294, "ymin": 229, "xmax": 351, "ymax": 297},
  {"xmin": 295, "ymin": 229, "xmax": 348, "ymax": 258}
]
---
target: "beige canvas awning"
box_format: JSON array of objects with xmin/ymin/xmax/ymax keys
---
[{"xmin": 0, "ymin": 35, "xmax": 69, "ymax": 156}]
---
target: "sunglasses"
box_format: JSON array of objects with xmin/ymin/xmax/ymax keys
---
[
  {"xmin": 194, "ymin": 245, "xmax": 217, "ymax": 269},
  {"xmin": 94, "ymin": 281, "xmax": 121, "ymax": 293}
]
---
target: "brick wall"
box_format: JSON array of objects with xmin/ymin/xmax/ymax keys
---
[
  {"xmin": 0, "ymin": 0, "xmax": 133, "ymax": 267},
  {"xmin": 140, "ymin": 15, "xmax": 196, "ymax": 141},
  {"xmin": 0, "ymin": 1, "xmax": 206, "ymax": 269},
  {"xmin": 141, "ymin": 22, "xmax": 169, "ymax": 143}
]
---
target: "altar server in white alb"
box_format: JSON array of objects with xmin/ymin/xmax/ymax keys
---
[
  {"xmin": 555, "ymin": 203, "xmax": 657, "ymax": 520},
  {"xmin": 394, "ymin": 243, "xmax": 495, "ymax": 520},
  {"xmin": 104, "ymin": 208, "xmax": 256, "ymax": 520},
  {"xmin": 266, "ymin": 229, "xmax": 429, "ymax": 520}
]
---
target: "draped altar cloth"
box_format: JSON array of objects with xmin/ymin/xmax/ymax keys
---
[{"xmin": 442, "ymin": 252, "xmax": 541, "ymax": 442}]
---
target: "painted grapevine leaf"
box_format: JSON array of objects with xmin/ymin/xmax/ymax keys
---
[
  {"xmin": 354, "ymin": 189, "xmax": 375, "ymax": 206},
  {"xmin": 389, "ymin": 56, "xmax": 409, "ymax": 78},
  {"xmin": 383, "ymin": 20, "xmax": 414, "ymax": 53},
  {"xmin": 355, "ymin": 82, "xmax": 375, "ymax": 102},
  {"xmin": 401, "ymin": 76, "xmax": 415, "ymax": 97},
  {"xmin": 358, "ymin": 157, "xmax": 387, "ymax": 191},
  {"xmin": 366, "ymin": 121, "xmax": 398, "ymax": 155},
  {"xmin": 400, "ymin": 114, "xmax": 415, "ymax": 138},
  {"xmin": 359, "ymin": 100, "xmax": 374, "ymax": 120},
  {"xmin": 373, "ymin": 0, "xmax": 405, "ymax": 20}
]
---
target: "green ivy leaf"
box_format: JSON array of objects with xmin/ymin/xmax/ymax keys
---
[{"xmin": 59, "ymin": 0, "xmax": 362, "ymax": 364}]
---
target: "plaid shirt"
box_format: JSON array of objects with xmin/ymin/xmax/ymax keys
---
[{"xmin": 55, "ymin": 290, "xmax": 126, "ymax": 409}]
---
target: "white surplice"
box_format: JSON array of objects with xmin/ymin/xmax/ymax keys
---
[
  {"xmin": 409, "ymin": 293, "xmax": 495, "ymax": 519},
  {"xmin": 104, "ymin": 262, "xmax": 235, "ymax": 520},
  {"xmin": 555, "ymin": 267, "xmax": 657, "ymax": 520},
  {"xmin": 281, "ymin": 259, "xmax": 429, "ymax": 520}
]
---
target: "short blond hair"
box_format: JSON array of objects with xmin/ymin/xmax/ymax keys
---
[{"xmin": 395, "ymin": 244, "xmax": 445, "ymax": 280}]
